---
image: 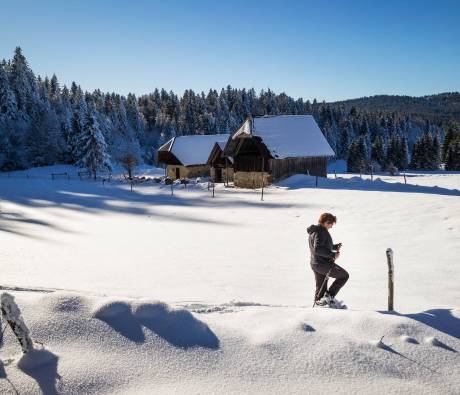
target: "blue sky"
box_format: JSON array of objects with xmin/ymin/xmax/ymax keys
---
[{"xmin": 1, "ymin": 0, "xmax": 459, "ymax": 101}]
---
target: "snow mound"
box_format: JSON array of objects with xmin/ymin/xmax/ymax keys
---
[
  {"xmin": 0, "ymin": 292, "xmax": 458, "ymax": 394},
  {"xmin": 133, "ymin": 302, "xmax": 220, "ymax": 349},
  {"xmin": 92, "ymin": 300, "xmax": 132, "ymax": 319},
  {"xmin": 91, "ymin": 298, "xmax": 220, "ymax": 349}
]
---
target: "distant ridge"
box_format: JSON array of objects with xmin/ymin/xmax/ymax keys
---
[{"xmin": 329, "ymin": 92, "xmax": 460, "ymax": 122}]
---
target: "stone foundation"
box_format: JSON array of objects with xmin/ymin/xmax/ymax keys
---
[
  {"xmin": 167, "ymin": 165, "xmax": 211, "ymax": 180},
  {"xmin": 211, "ymin": 167, "xmax": 234, "ymax": 183},
  {"xmin": 234, "ymin": 171, "xmax": 272, "ymax": 188}
]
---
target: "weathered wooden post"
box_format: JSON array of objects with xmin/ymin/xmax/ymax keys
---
[
  {"xmin": 212, "ymin": 181, "xmax": 215, "ymax": 198},
  {"xmin": 261, "ymin": 175, "xmax": 264, "ymax": 201},
  {"xmin": 386, "ymin": 248, "xmax": 394, "ymax": 311},
  {"xmin": 171, "ymin": 182, "xmax": 174, "ymax": 196},
  {"xmin": 403, "ymin": 171, "xmax": 407, "ymax": 185},
  {"xmin": 1, "ymin": 293, "xmax": 34, "ymax": 353},
  {"xmin": 370, "ymin": 165, "xmax": 374, "ymax": 181},
  {"xmin": 315, "ymin": 176, "xmax": 318, "ymax": 187},
  {"xmin": 334, "ymin": 170, "xmax": 337, "ymax": 179},
  {"xmin": 261, "ymin": 157, "xmax": 265, "ymax": 201}
]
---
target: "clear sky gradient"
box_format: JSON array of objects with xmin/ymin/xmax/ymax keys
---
[{"xmin": 1, "ymin": 0, "xmax": 459, "ymax": 101}]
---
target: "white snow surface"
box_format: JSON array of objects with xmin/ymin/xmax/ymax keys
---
[
  {"xmin": 0, "ymin": 164, "xmax": 459, "ymax": 394},
  {"xmin": 164, "ymin": 134, "xmax": 230, "ymax": 166},
  {"xmin": 250, "ymin": 115, "xmax": 335, "ymax": 158}
]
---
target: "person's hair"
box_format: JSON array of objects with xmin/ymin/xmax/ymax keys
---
[{"xmin": 318, "ymin": 213, "xmax": 337, "ymax": 225}]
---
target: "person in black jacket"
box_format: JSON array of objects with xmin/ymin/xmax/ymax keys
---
[{"xmin": 307, "ymin": 213, "xmax": 349, "ymax": 307}]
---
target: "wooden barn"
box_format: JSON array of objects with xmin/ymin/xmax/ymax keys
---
[
  {"xmin": 157, "ymin": 134, "xmax": 230, "ymax": 179},
  {"xmin": 223, "ymin": 115, "xmax": 334, "ymax": 188},
  {"xmin": 206, "ymin": 141, "xmax": 234, "ymax": 183}
]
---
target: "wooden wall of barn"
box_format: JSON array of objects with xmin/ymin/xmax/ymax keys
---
[{"xmin": 269, "ymin": 157, "xmax": 327, "ymax": 180}]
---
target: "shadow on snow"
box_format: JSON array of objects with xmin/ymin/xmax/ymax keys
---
[
  {"xmin": 0, "ymin": 178, "xmax": 307, "ymax": 238},
  {"xmin": 380, "ymin": 308, "xmax": 460, "ymax": 349},
  {"xmin": 93, "ymin": 301, "xmax": 220, "ymax": 350},
  {"xmin": 278, "ymin": 175, "xmax": 460, "ymax": 196}
]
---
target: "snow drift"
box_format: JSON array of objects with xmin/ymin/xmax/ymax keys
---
[{"xmin": 0, "ymin": 292, "xmax": 458, "ymax": 394}]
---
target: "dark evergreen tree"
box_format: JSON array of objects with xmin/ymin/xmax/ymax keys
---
[
  {"xmin": 385, "ymin": 134, "xmax": 400, "ymax": 170},
  {"xmin": 347, "ymin": 137, "xmax": 368, "ymax": 172},
  {"xmin": 371, "ymin": 135, "xmax": 385, "ymax": 168},
  {"xmin": 442, "ymin": 121, "xmax": 460, "ymax": 163},
  {"xmin": 445, "ymin": 141, "xmax": 460, "ymax": 170}
]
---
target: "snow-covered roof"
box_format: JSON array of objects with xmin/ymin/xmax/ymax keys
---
[
  {"xmin": 233, "ymin": 115, "xmax": 335, "ymax": 158},
  {"xmin": 159, "ymin": 134, "xmax": 230, "ymax": 166}
]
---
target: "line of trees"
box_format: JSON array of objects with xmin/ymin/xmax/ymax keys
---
[
  {"xmin": 1, "ymin": 47, "xmax": 459, "ymax": 174},
  {"xmin": 441, "ymin": 122, "xmax": 460, "ymax": 170}
]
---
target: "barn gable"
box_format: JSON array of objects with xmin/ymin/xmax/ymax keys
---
[
  {"xmin": 158, "ymin": 134, "xmax": 230, "ymax": 166},
  {"xmin": 231, "ymin": 115, "xmax": 334, "ymax": 159}
]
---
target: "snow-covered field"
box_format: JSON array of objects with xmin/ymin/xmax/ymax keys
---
[{"xmin": 0, "ymin": 163, "xmax": 459, "ymax": 394}]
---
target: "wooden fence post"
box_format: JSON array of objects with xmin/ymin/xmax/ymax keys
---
[
  {"xmin": 261, "ymin": 176, "xmax": 264, "ymax": 201},
  {"xmin": 1, "ymin": 293, "xmax": 34, "ymax": 353},
  {"xmin": 386, "ymin": 248, "xmax": 394, "ymax": 311},
  {"xmin": 403, "ymin": 171, "xmax": 407, "ymax": 185}
]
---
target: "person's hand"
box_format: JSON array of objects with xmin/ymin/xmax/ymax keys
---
[
  {"xmin": 336, "ymin": 243, "xmax": 342, "ymax": 250},
  {"xmin": 334, "ymin": 251, "xmax": 340, "ymax": 260}
]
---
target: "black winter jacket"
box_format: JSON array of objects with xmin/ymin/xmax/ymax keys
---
[{"xmin": 307, "ymin": 224, "xmax": 339, "ymax": 265}]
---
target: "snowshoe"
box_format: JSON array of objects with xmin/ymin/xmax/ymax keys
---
[{"xmin": 328, "ymin": 299, "xmax": 347, "ymax": 309}]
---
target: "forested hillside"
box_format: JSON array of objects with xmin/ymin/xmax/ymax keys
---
[
  {"xmin": 1, "ymin": 47, "xmax": 459, "ymax": 173},
  {"xmin": 332, "ymin": 93, "xmax": 460, "ymax": 123}
]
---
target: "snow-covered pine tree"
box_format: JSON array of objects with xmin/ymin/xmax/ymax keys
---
[
  {"xmin": 9, "ymin": 47, "xmax": 37, "ymax": 122},
  {"xmin": 24, "ymin": 100, "xmax": 62, "ymax": 166},
  {"xmin": 109, "ymin": 96, "xmax": 141, "ymax": 164},
  {"xmin": 0, "ymin": 62, "xmax": 18, "ymax": 121},
  {"xmin": 75, "ymin": 108, "xmax": 112, "ymax": 179}
]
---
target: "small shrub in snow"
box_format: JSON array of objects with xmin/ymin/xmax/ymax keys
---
[
  {"xmin": 120, "ymin": 153, "xmax": 138, "ymax": 179},
  {"xmin": 370, "ymin": 161, "xmax": 382, "ymax": 173},
  {"xmin": 386, "ymin": 162, "xmax": 399, "ymax": 176},
  {"xmin": 164, "ymin": 177, "xmax": 173, "ymax": 185}
]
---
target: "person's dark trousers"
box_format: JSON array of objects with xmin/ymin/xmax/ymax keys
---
[{"xmin": 312, "ymin": 263, "xmax": 349, "ymax": 300}]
